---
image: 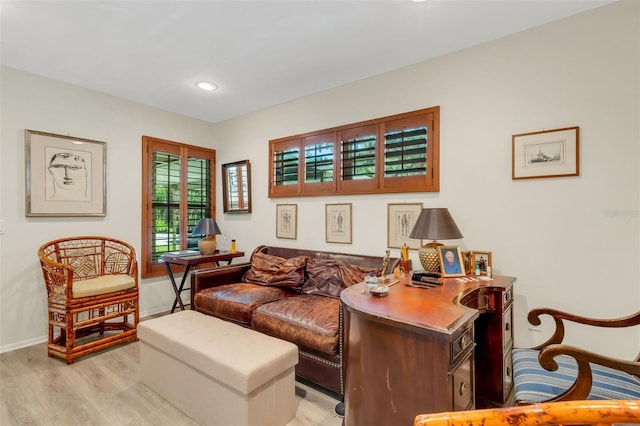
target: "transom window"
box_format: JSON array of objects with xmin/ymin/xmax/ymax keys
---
[{"xmin": 269, "ymin": 106, "xmax": 439, "ymax": 197}]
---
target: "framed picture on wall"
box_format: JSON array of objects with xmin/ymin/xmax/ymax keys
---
[
  {"xmin": 276, "ymin": 204, "xmax": 297, "ymax": 239},
  {"xmin": 512, "ymin": 126, "xmax": 579, "ymax": 180},
  {"xmin": 325, "ymin": 203, "xmax": 352, "ymax": 244},
  {"xmin": 25, "ymin": 129, "xmax": 107, "ymax": 217},
  {"xmin": 387, "ymin": 203, "xmax": 423, "ymax": 249}
]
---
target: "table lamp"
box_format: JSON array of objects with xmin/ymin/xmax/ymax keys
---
[
  {"xmin": 191, "ymin": 218, "xmax": 222, "ymax": 255},
  {"xmin": 409, "ymin": 208, "xmax": 463, "ymax": 273}
]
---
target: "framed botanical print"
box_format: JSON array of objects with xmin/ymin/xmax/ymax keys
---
[
  {"xmin": 326, "ymin": 203, "xmax": 352, "ymax": 244},
  {"xmin": 387, "ymin": 203, "xmax": 423, "ymax": 249},
  {"xmin": 276, "ymin": 204, "xmax": 297, "ymax": 239}
]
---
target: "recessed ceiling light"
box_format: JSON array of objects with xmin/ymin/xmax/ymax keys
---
[{"xmin": 196, "ymin": 81, "xmax": 217, "ymax": 91}]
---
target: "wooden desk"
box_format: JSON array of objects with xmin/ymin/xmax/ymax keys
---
[
  {"xmin": 340, "ymin": 275, "xmax": 515, "ymax": 426},
  {"xmin": 162, "ymin": 251, "xmax": 245, "ymax": 312}
]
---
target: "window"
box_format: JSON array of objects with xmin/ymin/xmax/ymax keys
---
[
  {"xmin": 141, "ymin": 136, "xmax": 216, "ymax": 278},
  {"xmin": 268, "ymin": 106, "xmax": 439, "ymax": 197}
]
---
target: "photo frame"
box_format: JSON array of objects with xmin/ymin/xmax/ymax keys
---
[
  {"xmin": 276, "ymin": 204, "xmax": 297, "ymax": 239},
  {"xmin": 325, "ymin": 203, "xmax": 352, "ymax": 244},
  {"xmin": 438, "ymin": 245, "xmax": 465, "ymax": 277},
  {"xmin": 25, "ymin": 129, "xmax": 106, "ymax": 217},
  {"xmin": 512, "ymin": 126, "xmax": 579, "ymax": 180},
  {"xmin": 462, "ymin": 250, "xmax": 473, "ymax": 275},
  {"xmin": 471, "ymin": 251, "xmax": 492, "ymax": 275},
  {"xmin": 387, "ymin": 203, "xmax": 423, "ymax": 249}
]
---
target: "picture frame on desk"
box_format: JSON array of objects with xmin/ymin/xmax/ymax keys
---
[
  {"xmin": 471, "ymin": 251, "xmax": 492, "ymax": 275},
  {"xmin": 438, "ymin": 245, "xmax": 466, "ymax": 277}
]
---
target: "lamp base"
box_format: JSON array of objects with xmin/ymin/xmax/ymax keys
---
[
  {"xmin": 198, "ymin": 235, "xmax": 217, "ymax": 255},
  {"xmin": 418, "ymin": 241, "xmax": 442, "ymax": 273}
]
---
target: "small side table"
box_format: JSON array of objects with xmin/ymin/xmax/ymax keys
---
[{"xmin": 162, "ymin": 251, "xmax": 245, "ymax": 313}]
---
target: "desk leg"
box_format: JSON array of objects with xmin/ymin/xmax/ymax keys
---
[{"xmin": 165, "ymin": 262, "xmax": 188, "ymax": 313}]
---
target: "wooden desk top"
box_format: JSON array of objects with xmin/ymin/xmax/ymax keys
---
[
  {"xmin": 341, "ymin": 275, "xmax": 516, "ymax": 335},
  {"xmin": 161, "ymin": 251, "xmax": 245, "ymax": 266}
]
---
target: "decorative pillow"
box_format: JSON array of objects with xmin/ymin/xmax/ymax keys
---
[
  {"xmin": 242, "ymin": 251, "xmax": 307, "ymax": 291},
  {"xmin": 302, "ymin": 258, "xmax": 381, "ymax": 298}
]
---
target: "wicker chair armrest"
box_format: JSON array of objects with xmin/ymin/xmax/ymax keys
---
[
  {"xmin": 529, "ymin": 308, "xmax": 640, "ymax": 349},
  {"xmin": 536, "ymin": 343, "xmax": 640, "ymax": 401}
]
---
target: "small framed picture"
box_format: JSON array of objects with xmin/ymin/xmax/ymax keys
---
[
  {"xmin": 471, "ymin": 251, "xmax": 492, "ymax": 275},
  {"xmin": 438, "ymin": 246, "xmax": 465, "ymax": 277},
  {"xmin": 462, "ymin": 250, "xmax": 473, "ymax": 275},
  {"xmin": 276, "ymin": 204, "xmax": 297, "ymax": 239},
  {"xmin": 326, "ymin": 203, "xmax": 352, "ymax": 244},
  {"xmin": 512, "ymin": 126, "xmax": 579, "ymax": 180},
  {"xmin": 387, "ymin": 203, "xmax": 423, "ymax": 249}
]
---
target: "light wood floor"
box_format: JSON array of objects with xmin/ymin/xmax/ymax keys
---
[{"xmin": 0, "ymin": 341, "xmax": 343, "ymax": 426}]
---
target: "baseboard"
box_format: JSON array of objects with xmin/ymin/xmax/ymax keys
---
[{"xmin": 0, "ymin": 306, "xmax": 171, "ymax": 354}]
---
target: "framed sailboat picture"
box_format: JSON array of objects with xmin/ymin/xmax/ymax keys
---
[{"xmin": 512, "ymin": 126, "xmax": 579, "ymax": 180}]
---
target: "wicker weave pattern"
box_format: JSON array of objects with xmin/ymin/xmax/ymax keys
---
[{"xmin": 38, "ymin": 236, "xmax": 139, "ymax": 364}]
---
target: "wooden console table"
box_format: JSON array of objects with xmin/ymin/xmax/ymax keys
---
[
  {"xmin": 162, "ymin": 251, "xmax": 245, "ymax": 313},
  {"xmin": 340, "ymin": 275, "xmax": 515, "ymax": 426}
]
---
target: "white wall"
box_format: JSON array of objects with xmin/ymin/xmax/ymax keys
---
[
  {"xmin": 211, "ymin": 1, "xmax": 639, "ymax": 357},
  {"xmin": 1, "ymin": 1, "xmax": 638, "ymax": 357},
  {"xmin": 0, "ymin": 67, "xmax": 219, "ymax": 351}
]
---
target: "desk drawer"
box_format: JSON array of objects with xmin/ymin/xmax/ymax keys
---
[
  {"xmin": 503, "ymin": 305, "xmax": 513, "ymax": 351},
  {"xmin": 502, "ymin": 287, "xmax": 514, "ymax": 308},
  {"xmin": 452, "ymin": 354, "xmax": 474, "ymax": 411},
  {"xmin": 451, "ymin": 326, "xmax": 474, "ymax": 364}
]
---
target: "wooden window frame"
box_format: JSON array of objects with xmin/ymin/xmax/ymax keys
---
[
  {"xmin": 268, "ymin": 106, "xmax": 439, "ymax": 198},
  {"xmin": 141, "ymin": 136, "xmax": 216, "ymax": 278}
]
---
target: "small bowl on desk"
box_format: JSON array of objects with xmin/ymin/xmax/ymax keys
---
[{"xmin": 369, "ymin": 285, "xmax": 390, "ymax": 297}]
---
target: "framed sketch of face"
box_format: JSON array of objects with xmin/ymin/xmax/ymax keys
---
[{"xmin": 25, "ymin": 129, "xmax": 106, "ymax": 217}]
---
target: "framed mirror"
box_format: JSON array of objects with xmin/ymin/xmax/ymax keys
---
[{"xmin": 222, "ymin": 160, "xmax": 252, "ymax": 214}]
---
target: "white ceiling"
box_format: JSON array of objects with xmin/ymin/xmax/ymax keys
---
[{"xmin": 1, "ymin": 0, "xmax": 614, "ymax": 124}]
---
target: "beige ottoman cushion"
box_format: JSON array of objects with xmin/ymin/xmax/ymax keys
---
[{"xmin": 138, "ymin": 310, "xmax": 299, "ymax": 426}]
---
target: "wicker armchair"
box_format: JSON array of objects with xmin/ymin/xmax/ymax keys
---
[
  {"xmin": 414, "ymin": 399, "xmax": 640, "ymax": 426},
  {"xmin": 38, "ymin": 236, "xmax": 139, "ymax": 364},
  {"xmin": 512, "ymin": 308, "xmax": 640, "ymax": 404}
]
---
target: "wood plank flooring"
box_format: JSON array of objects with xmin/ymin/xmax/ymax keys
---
[{"xmin": 0, "ymin": 341, "xmax": 343, "ymax": 426}]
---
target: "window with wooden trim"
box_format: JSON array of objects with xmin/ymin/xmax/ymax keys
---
[
  {"xmin": 141, "ymin": 136, "xmax": 216, "ymax": 278},
  {"xmin": 269, "ymin": 106, "xmax": 439, "ymax": 197}
]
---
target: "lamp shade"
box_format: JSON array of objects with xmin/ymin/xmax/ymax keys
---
[
  {"xmin": 191, "ymin": 218, "xmax": 222, "ymax": 236},
  {"xmin": 409, "ymin": 208, "xmax": 463, "ymax": 240},
  {"xmin": 409, "ymin": 208, "xmax": 463, "ymax": 273}
]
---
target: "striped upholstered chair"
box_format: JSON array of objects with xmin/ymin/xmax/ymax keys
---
[{"xmin": 512, "ymin": 308, "xmax": 640, "ymax": 404}]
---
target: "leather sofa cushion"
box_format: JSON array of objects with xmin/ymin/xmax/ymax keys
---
[
  {"xmin": 194, "ymin": 283, "xmax": 294, "ymax": 325},
  {"xmin": 302, "ymin": 258, "xmax": 381, "ymax": 298},
  {"xmin": 242, "ymin": 251, "xmax": 307, "ymax": 291},
  {"xmin": 252, "ymin": 295, "xmax": 340, "ymax": 356}
]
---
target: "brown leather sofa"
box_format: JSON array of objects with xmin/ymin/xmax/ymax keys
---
[{"xmin": 190, "ymin": 245, "xmax": 399, "ymax": 400}]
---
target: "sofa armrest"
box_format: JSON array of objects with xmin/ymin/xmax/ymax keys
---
[{"xmin": 190, "ymin": 262, "xmax": 251, "ymax": 307}]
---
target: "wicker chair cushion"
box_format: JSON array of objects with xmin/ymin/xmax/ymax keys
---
[
  {"xmin": 73, "ymin": 274, "xmax": 136, "ymax": 298},
  {"xmin": 513, "ymin": 348, "xmax": 640, "ymax": 403}
]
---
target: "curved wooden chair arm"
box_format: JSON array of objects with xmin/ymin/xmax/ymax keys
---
[
  {"xmin": 528, "ymin": 344, "xmax": 640, "ymax": 402},
  {"xmin": 414, "ymin": 399, "xmax": 640, "ymax": 426},
  {"xmin": 528, "ymin": 308, "xmax": 640, "ymax": 350}
]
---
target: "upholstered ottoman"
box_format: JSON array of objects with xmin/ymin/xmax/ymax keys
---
[{"xmin": 138, "ymin": 310, "xmax": 299, "ymax": 426}]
